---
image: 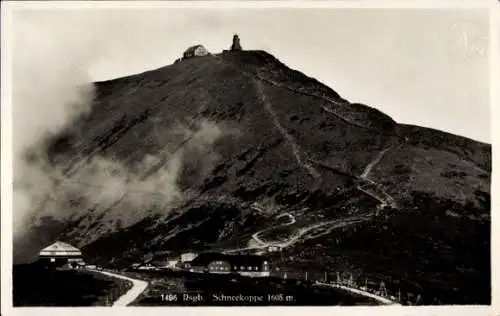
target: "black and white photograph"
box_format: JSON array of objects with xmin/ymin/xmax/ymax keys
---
[{"xmin": 1, "ymin": 1, "xmax": 496, "ymax": 312}]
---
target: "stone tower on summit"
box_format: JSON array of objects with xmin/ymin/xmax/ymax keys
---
[{"xmin": 231, "ymin": 34, "xmax": 242, "ymax": 51}]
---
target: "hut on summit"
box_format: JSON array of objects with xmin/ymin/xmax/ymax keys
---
[
  {"xmin": 183, "ymin": 44, "xmax": 209, "ymax": 59},
  {"xmin": 38, "ymin": 241, "xmax": 84, "ymax": 267}
]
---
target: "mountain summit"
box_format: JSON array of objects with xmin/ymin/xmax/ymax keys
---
[{"xmin": 17, "ymin": 42, "xmax": 491, "ymax": 304}]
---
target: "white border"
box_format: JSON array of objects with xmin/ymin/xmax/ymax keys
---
[
  {"xmin": 1, "ymin": 2, "xmax": 14, "ymax": 315},
  {"xmin": 0, "ymin": 0, "xmax": 495, "ymax": 10},
  {"xmin": 490, "ymin": 1, "xmax": 499, "ymax": 313},
  {"xmin": 1, "ymin": 1, "xmax": 498, "ymax": 316}
]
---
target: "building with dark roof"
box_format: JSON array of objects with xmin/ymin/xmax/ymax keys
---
[
  {"xmin": 183, "ymin": 44, "xmax": 209, "ymax": 59},
  {"xmin": 189, "ymin": 253, "xmax": 270, "ymax": 277},
  {"xmin": 38, "ymin": 241, "xmax": 84, "ymax": 267}
]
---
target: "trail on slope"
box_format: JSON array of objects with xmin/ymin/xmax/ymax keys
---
[
  {"xmin": 357, "ymin": 146, "xmax": 398, "ymax": 208},
  {"xmin": 211, "ymin": 55, "xmax": 398, "ymax": 230},
  {"xmin": 360, "ymin": 147, "xmax": 392, "ymax": 179},
  {"xmin": 253, "ymin": 78, "xmax": 322, "ymax": 189},
  {"xmin": 253, "ymin": 76, "xmax": 372, "ymax": 130},
  {"xmin": 356, "ymin": 175, "xmax": 397, "ymax": 209},
  {"xmin": 213, "ymin": 53, "xmax": 399, "ymax": 208},
  {"xmin": 211, "ymin": 54, "xmax": 374, "ymax": 131}
]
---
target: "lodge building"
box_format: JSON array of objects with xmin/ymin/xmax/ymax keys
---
[
  {"xmin": 38, "ymin": 241, "xmax": 84, "ymax": 267},
  {"xmin": 189, "ymin": 253, "xmax": 270, "ymax": 277}
]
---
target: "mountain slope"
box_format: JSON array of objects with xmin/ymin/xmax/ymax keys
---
[{"xmin": 15, "ymin": 49, "xmax": 491, "ymax": 304}]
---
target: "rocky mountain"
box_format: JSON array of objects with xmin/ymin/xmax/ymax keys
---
[{"xmin": 15, "ymin": 48, "xmax": 491, "ymax": 304}]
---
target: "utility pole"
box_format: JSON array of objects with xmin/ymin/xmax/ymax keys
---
[
  {"xmin": 379, "ymin": 281, "xmax": 388, "ymax": 297},
  {"xmin": 305, "ymin": 271, "xmax": 308, "ymax": 281},
  {"xmin": 324, "ymin": 271, "xmax": 327, "ymax": 283}
]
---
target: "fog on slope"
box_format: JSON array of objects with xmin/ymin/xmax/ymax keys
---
[
  {"xmin": 11, "ymin": 11, "xmax": 228, "ymax": 243},
  {"xmin": 12, "ymin": 12, "xmax": 94, "ymax": 239}
]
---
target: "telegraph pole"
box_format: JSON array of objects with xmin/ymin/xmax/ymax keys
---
[{"xmin": 379, "ymin": 281, "xmax": 388, "ymax": 297}]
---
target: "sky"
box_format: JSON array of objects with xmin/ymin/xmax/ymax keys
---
[{"xmin": 11, "ymin": 7, "xmax": 490, "ymax": 143}]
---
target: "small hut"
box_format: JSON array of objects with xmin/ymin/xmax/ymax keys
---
[
  {"xmin": 183, "ymin": 44, "xmax": 209, "ymax": 59},
  {"xmin": 38, "ymin": 241, "xmax": 84, "ymax": 267}
]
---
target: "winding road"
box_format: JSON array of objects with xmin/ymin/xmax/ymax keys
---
[
  {"xmin": 225, "ymin": 204, "xmax": 365, "ymax": 254},
  {"xmin": 90, "ymin": 269, "xmax": 148, "ymax": 306},
  {"xmin": 250, "ymin": 211, "xmax": 296, "ymax": 246}
]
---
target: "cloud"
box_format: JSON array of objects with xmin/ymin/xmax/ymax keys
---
[{"xmin": 11, "ymin": 11, "xmax": 100, "ymax": 239}]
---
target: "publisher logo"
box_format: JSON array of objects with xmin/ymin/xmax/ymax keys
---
[{"xmin": 449, "ymin": 20, "xmax": 488, "ymax": 62}]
